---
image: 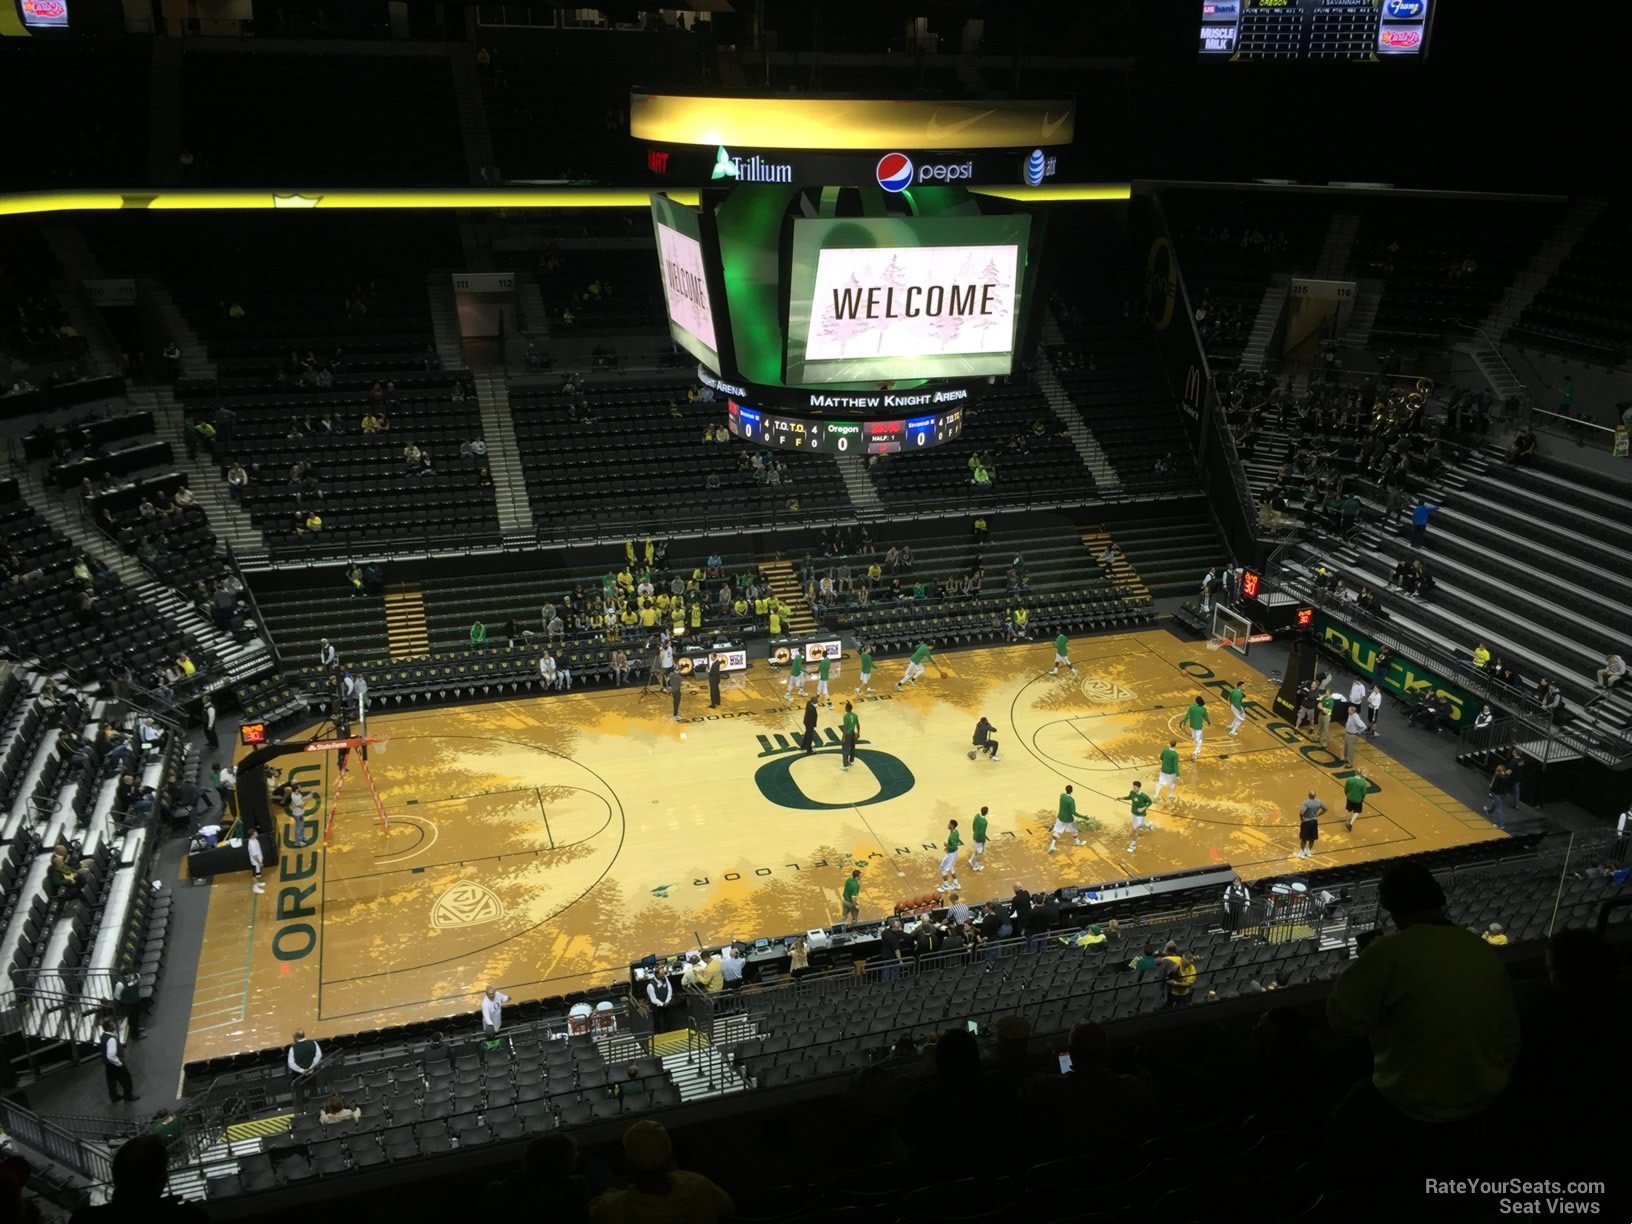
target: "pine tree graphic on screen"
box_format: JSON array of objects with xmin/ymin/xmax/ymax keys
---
[{"xmin": 816, "ymin": 270, "xmax": 877, "ymax": 356}]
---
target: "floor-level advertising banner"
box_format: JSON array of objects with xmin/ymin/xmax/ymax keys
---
[{"xmin": 1313, "ymin": 611, "xmax": 1473, "ymax": 726}]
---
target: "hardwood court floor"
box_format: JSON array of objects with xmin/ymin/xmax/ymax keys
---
[{"xmin": 184, "ymin": 629, "xmax": 1501, "ymax": 1062}]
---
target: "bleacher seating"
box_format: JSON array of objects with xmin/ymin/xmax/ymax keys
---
[
  {"xmin": 0, "ymin": 224, "xmax": 87, "ymax": 369},
  {"xmin": 179, "ymin": 52, "xmax": 465, "ymax": 186},
  {"xmin": 869, "ymin": 379, "xmax": 1087, "ymax": 511},
  {"xmin": 0, "ymin": 480, "xmax": 219, "ymax": 689},
  {"xmin": 1511, "ymin": 202, "xmax": 1632, "ymax": 363},
  {"xmin": 512, "ymin": 379, "xmax": 848, "ymax": 534},
  {"xmin": 1159, "ymin": 189, "xmax": 1330, "ymax": 366},
  {"xmin": 800, "ymin": 519, "xmax": 1154, "ymax": 649},
  {"xmin": 1347, "ymin": 198, "xmax": 1563, "ymax": 347}
]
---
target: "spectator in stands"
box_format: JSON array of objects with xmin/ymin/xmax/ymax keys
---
[
  {"xmin": 70, "ymin": 1133, "xmax": 204, "ymax": 1224},
  {"xmin": 1159, "ymin": 943, "xmax": 1198, "ymax": 1007},
  {"xmin": 294, "ymin": 1096, "xmax": 356, "ymax": 1140},
  {"xmin": 469, "ymin": 620, "xmax": 487, "ymax": 652},
  {"xmin": 1481, "ymin": 923, "xmax": 1507, "ymax": 946},
  {"xmin": 879, "ymin": 918, "xmax": 908, "ymax": 981},
  {"xmin": 1409, "ymin": 499, "xmax": 1439, "ymax": 547},
  {"xmin": 1023, "ymin": 1021, "xmax": 1154, "ymax": 1141},
  {"xmin": 1326, "ymin": 860, "xmax": 1519, "ymax": 1140},
  {"xmin": 484, "ymin": 1134, "xmax": 590, "ymax": 1220},
  {"xmin": 1535, "ymin": 678, "xmax": 1564, "ymax": 721},
  {"xmin": 594, "ymin": 1119, "xmax": 732, "ymax": 1224},
  {"xmin": 1222, "ymin": 876, "xmax": 1251, "ymax": 931},
  {"xmin": 610, "ymin": 650, "xmax": 630, "ymax": 686},
  {"xmin": 1593, "ymin": 653, "xmax": 1627, "ymax": 695},
  {"xmin": 645, "ymin": 964, "xmax": 676, "ymax": 1034},
  {"xmin": 1507, "ymin": 429, "xmax": 1538, "ymax": 465}
]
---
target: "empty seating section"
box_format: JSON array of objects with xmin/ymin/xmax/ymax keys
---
[
  {"xmin": 202, "ymin": 1025, "xmax": 681, "ymax": 1199},
  {"xmin": 0, "ymin": 44, "xmax": 148, "ymax": 190},
  {"xmin": 512, "ymin": 380, "xmax": 847, "ymax": 533},
  {"xmin": 1159, "ymin": 189, "xmax": 1329, "ymax": 365},
  {"xmin": 538, "ymin": 247, "xmax": 666, "ymax": 331},
  {"xmin": 180, "ymin": 53, "xmax": 465, "ymax": 186},
  {"xmin": 801, "ymin": 521, "xmax": 1154, "ymax": 649},
  {"xmin": 1051, "ymin": 332, "xmax": 1196, "ymax": 488},
  {"xmin": 0, "ymin": 481, "xmax": 218, "ymax": 685},
  {"xmin": 870, "ymin": 382, "xmax": 1087, "ymax": 510},
  {"xmin": 83, "ymin": 213, "xmax": 500, "ymax": 557},
  {"xmin": 1512, "ymin": 203, "xmax": 1632, "ymax": 362},
  {"xmin": 478, "ymin": 37, "xmax": 705, "ymax": 181},
  {"xmin": 0, "ymin": 224, "xmax": 86, "ymax": 368},
  {"xmin": 1348, "ymin": 199, "xmax": 1562, "ymax": 345},
  {"xmin": 1109, "ymin": 508, "xmax": 1228, "ymax": 598},
  {"xmin": 1304, "ymin": 451, "xmax": 1632, "ymax": 729}
]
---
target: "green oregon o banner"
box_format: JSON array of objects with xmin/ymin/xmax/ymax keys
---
[
  {"xmin": 1145, "ymin": 236, "xmax": 1178, "ymax": 332},
  {"xmin": 755, "ymin": 749, "xmax": 916, "ymax": 810}
]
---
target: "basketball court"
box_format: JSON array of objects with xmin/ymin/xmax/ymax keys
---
[{"xmin": 183, "ymin": 628, "xmax": 1501, "ymax": 1062}]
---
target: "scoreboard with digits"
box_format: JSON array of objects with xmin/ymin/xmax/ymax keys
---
[
  {"xmin": 1200, "ymin": 0, "xmax": 1433, "ymax": 61},
  {"xmin": 726, "ymin": 400, "xmax": 964, "ymax": 455}
]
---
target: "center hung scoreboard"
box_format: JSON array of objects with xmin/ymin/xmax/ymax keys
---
[
  {"xmin": 1199, "ymin": 0, "xmax": 1435, "ymax": 61},
  {"xmin": 634, "ymin": 94, "xmax": 1075, "ymax": 455}
]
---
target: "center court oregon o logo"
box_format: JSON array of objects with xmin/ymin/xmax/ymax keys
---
[{"xmin": 755, "ymin": 748, "xmax": 916, "ymax": 810}]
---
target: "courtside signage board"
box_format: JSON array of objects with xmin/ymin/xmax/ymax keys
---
[
  {"xmin": 650, "ymin": 193, "xmax": 722, "ymax": 372},
  {"xmin": 785, "ymin": 215, "xmax": 1030, "ymax": 385}
]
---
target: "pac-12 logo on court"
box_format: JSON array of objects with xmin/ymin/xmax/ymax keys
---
[
  {"xmin": 1080, "ymin": 676, "xmax": 1136, "ymax": 702},
  {"xmin": 432, "ymin": 880, "xmax": 504, "ymax": 929}
]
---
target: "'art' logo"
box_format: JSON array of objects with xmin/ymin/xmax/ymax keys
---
[{"xmin": 876, "ymin": 152, "xmax": 915, "ymax": 193}]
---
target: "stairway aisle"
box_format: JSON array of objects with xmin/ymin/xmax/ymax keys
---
[
  {"xmin": 758, "ymin": 560, "xmax": 818, "ymax": 634},
  {"xmin": 1481, "ymin": 197, "xmax": 1608, "ymax": 338},
  {"xmin": 1313, "ymin": 211, "xmax": 1361, "ymax": 280},
  {"xmin": 475, "ymin": 373, "xmax": 535, "ymax": 540},
  {"xmin": 126, "ymin": 386, "xmax": 266, "ymax": 555},
  {"xmin": 425, "ymin": 274, "xmax": 465, "ymax": 369},
  {"xmin": 448, "ymin": 46, "xmax": 498, "ymax": 185},
  {"xmin": 1238, "ymin": 275, "xmax": 1289, "ymax": 374},
  {"xmin": 836, "ymin": 454, "xmax": 883, "ymax": 515},
  {"xmin": 384, "ymin": 583, "xmax": 432, "ymax": 659},
  {"xmin": 1038, "ymin": 312, "xmax": 1120, "ymax": 489},
  {"xmin": 138, "ymin": 279, "xmax": 217, "ymax": 381},
  {"xmin": 1080, "ymin": 527, "xmax": 1151, "ymax": 603}
]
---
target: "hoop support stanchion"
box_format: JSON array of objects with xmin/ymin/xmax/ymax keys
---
[{"xmin": 307, "ymin": 735, "xmax": 388, "ymax": 842}]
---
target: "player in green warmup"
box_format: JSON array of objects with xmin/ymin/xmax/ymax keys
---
[
  {"xmin": 841, "ymin": 869, "xmax": 862, "ymax": 924},
  {"xmin": 816, "ymin": 654, "xmax": 833, "ymax": 707},
  {"xmin": 1048, "ymin": 785, "xmax": 1078, "ymax": 854},
  {"xmin": 1123, "ymin": 781, "xmax": 1154, "ymax": 854},
  {"xmin": 1185, "ymin": 696, "xmax": 1210, "ymax": 760},
  {"xmin": 897, "ymin": 641, "xmax": 935, "ymax": 690},
  {"xmin": 1227, "ymin": 680, "xmax": 1247, "ymax": 736},
  {"xmin": 1051, "ymin": 632, "xmax": 1079, "ymax": 677},
  {"xmin": 856, "ymin": 644, "xmax": 875, "ymax": 692},
  {"xmin": 1343, "ymin": 769, "xmax": 1369, "ymax": 832},
  {"xmin": 969, "ymin": 806, "xmax": 991, "ymax": 872},
  {"xmin": 937, "ymin": 819, "xmax": 961, "ymax": 892},
  {"xmin": 840, "ymin": 702, "xmax": 860, "ymax": 770},
  {"xmin": 1153, "ymin": 740, "xmax": 1181, "ymax": 800},
  {"xmin": 783, "ymin": 650, "xmax": 806, "ymax": 701}
]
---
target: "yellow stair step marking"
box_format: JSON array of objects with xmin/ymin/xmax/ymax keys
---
[
  {"xmin": 384, "ymin": 582, "xmax": 432, "ymax": 660},
  {"xmin": 226, "ymin": 1113, "xmax": 294, "ymax": 1142},
  {"xmin": 1081, "ymin": 527, "xmax": 1150, "ymax": 603}
]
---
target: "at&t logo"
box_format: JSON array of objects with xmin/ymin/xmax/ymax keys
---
[{"xmin": 1021, "ymin": 148, "xmax": 1058, "ymax": 187}]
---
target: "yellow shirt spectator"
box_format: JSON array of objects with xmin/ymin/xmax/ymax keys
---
[
  {"xmin": 1472, "ymin": 644, "xmax": 1491, "ymax": 669},
  {"xmin": 640, "ymin": 606, "xmax": 658, "ymax": 628}
]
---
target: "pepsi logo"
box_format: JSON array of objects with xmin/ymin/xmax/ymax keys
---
[
  {"xmin": 1023, "ymin": 149, "xmax": 1047, "ymax": 187},
  {"xmin": 876, "ymin": 153, "xmax": 914, "ymax": 193},
  {"xmin": 1379, "ymin": 27, "xmax": 1422, "ymax": 48}
]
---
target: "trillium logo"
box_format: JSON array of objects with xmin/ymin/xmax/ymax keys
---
[
  {"xmin": 710, "ymin": 145, "xmax": 738, "ymax": 180},
  {"xmin": 711, "ymin": 146, "xmax": 793, "ymax": 184}
]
